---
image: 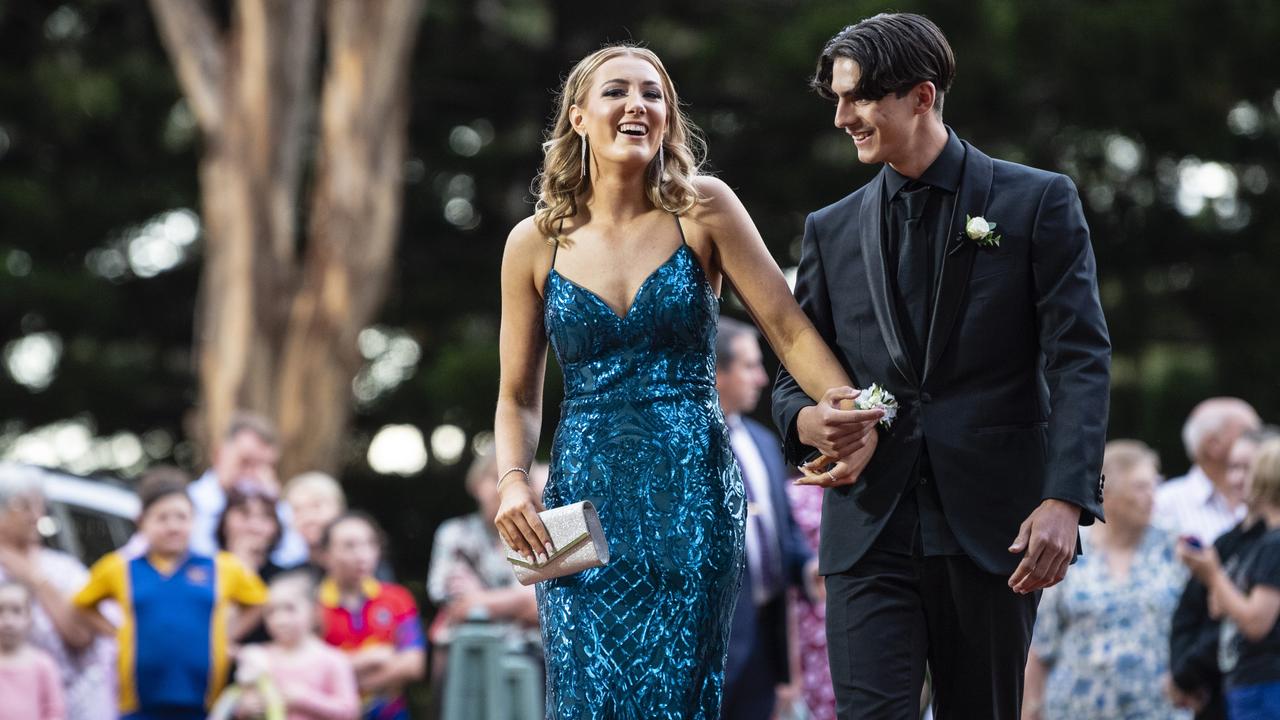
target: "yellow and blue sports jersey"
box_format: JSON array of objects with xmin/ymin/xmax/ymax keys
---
[{"xmin": 73, "ymin": 550, "xmax": 268, "ymax": 717}]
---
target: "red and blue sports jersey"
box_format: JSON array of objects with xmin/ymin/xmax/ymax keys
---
[
  {"xmin": 319, "ymin": 578, "xmax": 425, "ymax": 720},
  {"xmin": 73, "ymin": 551, "xmax": 267, "ymax": 717}
]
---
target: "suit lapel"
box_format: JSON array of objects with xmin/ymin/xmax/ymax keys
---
[
  {"xmin": 860, "ymin": 169, "xmax": 919, "ymax": 387},
  {"xmin": 923, "ymin": 141, "xmax": 994, "ymax": 382}
]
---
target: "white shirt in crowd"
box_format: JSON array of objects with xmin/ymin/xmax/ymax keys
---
[
  {"xmin": 727, "ymin": 415, "xmax": 782, "ymax": 606},
  {"xmin": 1153, "ymin": 465, "xmax": 1246, "ymax": 545}
]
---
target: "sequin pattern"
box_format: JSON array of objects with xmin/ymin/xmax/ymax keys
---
[{"xmin": 539, "ymin": 239, "xmax": 746, "ymax": 719}]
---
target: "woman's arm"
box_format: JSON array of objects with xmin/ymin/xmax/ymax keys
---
[
  {"xmin": 447, "ymin": 584, "xmax": 539, "ymax": 626},
  {"xmin": 29, "ymin": 575, "xmax": 95, "ymax": 650},
  {"xmin": 493, "ymin": 217, "xmax": 555, "ymax": 561},
  {"xmin": 691, "ymin": 177, "xmax": 881, "ymax": 482},
  {"xmin": 229, "ymin": 604, "xmax": 265, "ymax": 642},
  {"xmin": 1207, "ymin": 568, "xmax": 1280, "ymax": 642},
  {"xmin": 0, "ymin": 548, "xmax": 95, "ymax": 650}
]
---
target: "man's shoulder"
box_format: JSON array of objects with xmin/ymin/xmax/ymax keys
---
[
  {"xmin": 988, "ymin": 155, "xmax": 1070, "ymax": 194},
  {"xmin": 810, "ymin": 177, "xmax": 877, "ymax": 227},
  {"xmin": 375, "ymin": 581, "xmax": 420, "ymax": 613}
]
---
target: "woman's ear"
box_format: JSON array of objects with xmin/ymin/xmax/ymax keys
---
[{"xmin": 569, "ymin": 105, "xmax": 586, "ymax": 134}]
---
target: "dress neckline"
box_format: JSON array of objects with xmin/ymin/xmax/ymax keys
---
[{"xmin": 550, "ymin": 243, "xmax": 689, "ymax": 321}]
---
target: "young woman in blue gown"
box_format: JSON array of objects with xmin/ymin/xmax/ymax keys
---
[{"xmin": 492, "ymin": 45, "xmax": 881, "ymax": 719}]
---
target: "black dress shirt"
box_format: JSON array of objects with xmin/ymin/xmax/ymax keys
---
[{"xmin": 875, "ymin": 128, "xmax": 967, "ymax": 558}]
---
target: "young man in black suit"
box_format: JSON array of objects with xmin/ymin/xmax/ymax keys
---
[
  {"xmin": 772, "ymin": 13, "xmax": 1112, "ymax": 719},
  {"xmin": 717, "ymin": 317, "xmax": 818, "ymax": 720}
]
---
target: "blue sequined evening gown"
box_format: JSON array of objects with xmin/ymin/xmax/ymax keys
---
[{"xmin": 538, "ymin": 216, "xmax": 746, "ymax": 718}]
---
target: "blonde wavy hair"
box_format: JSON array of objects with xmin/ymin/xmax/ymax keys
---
[
  {"xmin": 533, "ymin": 44, "xmax": 706, "ymax": 242},
  {"xmin": 1249, "ymin": 438, "xmax": 1280, "ymax": 510}
]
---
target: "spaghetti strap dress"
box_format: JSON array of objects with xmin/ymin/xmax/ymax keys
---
[{"xmin": 537, "ymin": 214, "xmax": 746, "ymax": 718}]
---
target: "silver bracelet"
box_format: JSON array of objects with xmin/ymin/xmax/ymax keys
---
[{"xmin": 497, "ymin": 466, "xmax": 530, "ymax": 491}]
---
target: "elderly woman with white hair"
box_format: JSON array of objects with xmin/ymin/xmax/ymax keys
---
[
  {"xmin": 1023, "ymin": 441, "xmax": 1192, "ymax": 720},
  {"xmin": 0, "ymin": 463, "xmax": 116, "ymax": 720}
]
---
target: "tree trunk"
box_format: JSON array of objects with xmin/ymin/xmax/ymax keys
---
[{"xmin": 149, "ymin": 0, "xmax": 425, "ymax": 477}]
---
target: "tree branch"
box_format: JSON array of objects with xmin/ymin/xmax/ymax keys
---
[{"xmin": 148, "ymin": 0, "xmax": 227, "ymax": 135}]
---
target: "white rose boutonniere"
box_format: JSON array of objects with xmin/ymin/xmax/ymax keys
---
[
  {"xmin": 854, "ymin": 383, "xmax": 899, "ymax": 429},
  {"xmin": 964, "ymin": 214, "xmax": 1001, "ymax": 248}
]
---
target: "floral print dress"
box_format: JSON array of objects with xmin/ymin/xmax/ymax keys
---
[{"xmin": 1031, "ymin": 526, "xmax": 1193, "ymax": 719}]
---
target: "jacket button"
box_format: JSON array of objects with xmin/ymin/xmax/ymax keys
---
[{"xmin": 920, "ymin": 392, "xmax": 932, "ymax": 403}]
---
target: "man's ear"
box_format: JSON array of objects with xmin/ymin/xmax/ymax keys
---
[{"xmin": 913, "ymin": 81, "xmax": 937, "ymax": 115}]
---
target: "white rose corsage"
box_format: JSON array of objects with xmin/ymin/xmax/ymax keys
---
[
  {"xmin": 964, "ymin": 214, "xmax": 1001, "ymax": 248},
  {"xmin": 855, "ymin": 383, "xmax": 899, "ymax": 429}
]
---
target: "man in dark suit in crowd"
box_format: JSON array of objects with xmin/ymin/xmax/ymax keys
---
[
  {"xmin": 772, "ymin": 13, "xmax": 1112, "ymax": 719},
  {"xmin": 718, "ymin": 317, "xmax": 819, "ymax": 720}
]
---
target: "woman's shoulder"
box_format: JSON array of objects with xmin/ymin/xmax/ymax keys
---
[
  {"xmin": 507, "ymin": 214, "xmax": 544, "ymax": 245},
  {"xmin": 687, "ymin": 175, "xmax": 739, "ymax": 217},
  {"xmin": 503, "ymin": 214, "xmax": 558, "ymax": 278}
]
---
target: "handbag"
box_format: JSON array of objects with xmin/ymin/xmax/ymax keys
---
[{"xmin": 504, "ymin": 500, "xmax": 610, "ymax": 585}]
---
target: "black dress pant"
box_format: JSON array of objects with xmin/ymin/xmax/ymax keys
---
[{"xmin": 825, "ymin": 490, "xmax": 1039, "ymax": 719}]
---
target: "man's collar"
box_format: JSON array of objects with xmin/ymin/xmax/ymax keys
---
[
  {"xmin": 318, "ymin": 577, "xmax": 382, "ymax": 608},
  {"xmin": 883, "ymin": 126, "xmax": 965, "ymax": 200},
  {"xmin": 1187, "ymin": 465, "xmax": 1233, "ymax": 508}
]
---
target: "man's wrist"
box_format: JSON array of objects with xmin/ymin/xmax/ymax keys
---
[{"xmin": 1043, "ymin": 497, "xmax": 1083, "ymax": 517}]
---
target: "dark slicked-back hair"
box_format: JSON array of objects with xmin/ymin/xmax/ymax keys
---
[{"xmin": 812, "ymin": 13, "xmax": 956, "ymax": 114}]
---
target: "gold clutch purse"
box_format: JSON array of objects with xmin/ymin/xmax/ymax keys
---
[{"xmin": 504, "ymin": 500, "xmax": 610, "ymax": 585}]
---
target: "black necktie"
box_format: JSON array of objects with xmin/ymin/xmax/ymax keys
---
[{"xmin": 896, "ymin": 184, "xmax": 931, "ymax": 366}]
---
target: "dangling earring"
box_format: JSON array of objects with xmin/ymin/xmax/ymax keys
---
[
  {"xmin": 580, "ymin": 134, "xmax": 589, "ymax": 180},
  {"xmin": 656, "ymin": 144, "xmax": 665, "ymax": 187}
]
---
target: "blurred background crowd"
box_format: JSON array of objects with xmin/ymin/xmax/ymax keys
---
[{"xmin": 2, "ymin": 1, "xmax": 1278, "ymax": 718}]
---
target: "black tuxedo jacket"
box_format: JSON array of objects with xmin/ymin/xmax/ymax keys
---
[
  {"xmin": 724, "ymin": 416, "xmax": 812, "ymax": 689},
  {"xmin": 772, "ymin": 138, "xmax": 1111, "ymax": 577}
]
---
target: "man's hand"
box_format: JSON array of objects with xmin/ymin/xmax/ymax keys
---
[
  {"xmin": 794, "ymin": 429, "xmax": 878, "ymax": 488},
  {"xmin": 796, "ymin": 387, "xmax": 883, "ymax": 460},
  {"xmin": 1007, "ymin": 499, "xmax": 1081, "ymax": 594}
]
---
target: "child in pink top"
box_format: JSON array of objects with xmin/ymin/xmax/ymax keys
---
[
  {"xmin": 224, "ymin": 571, "xmax": 361, "ymax": 720},
  {"xmin": 0, "ymin": 581, "xmax": 65, "ymax": 720}
]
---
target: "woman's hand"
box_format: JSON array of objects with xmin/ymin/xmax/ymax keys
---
[
  {"xmin": 1177, "ymin": 539, "xmax": 1222, "ymax": 584},
  {"xmin": 796, "ymin": 387, "xmax": 882, "ymax": 460},
  {"xmin": 795, "ymin": 427, "xmax": 879, "ymax": 488},
  {"xmin": 494, "ymin": 478, "xmax": 552, "ymax": 565}
]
